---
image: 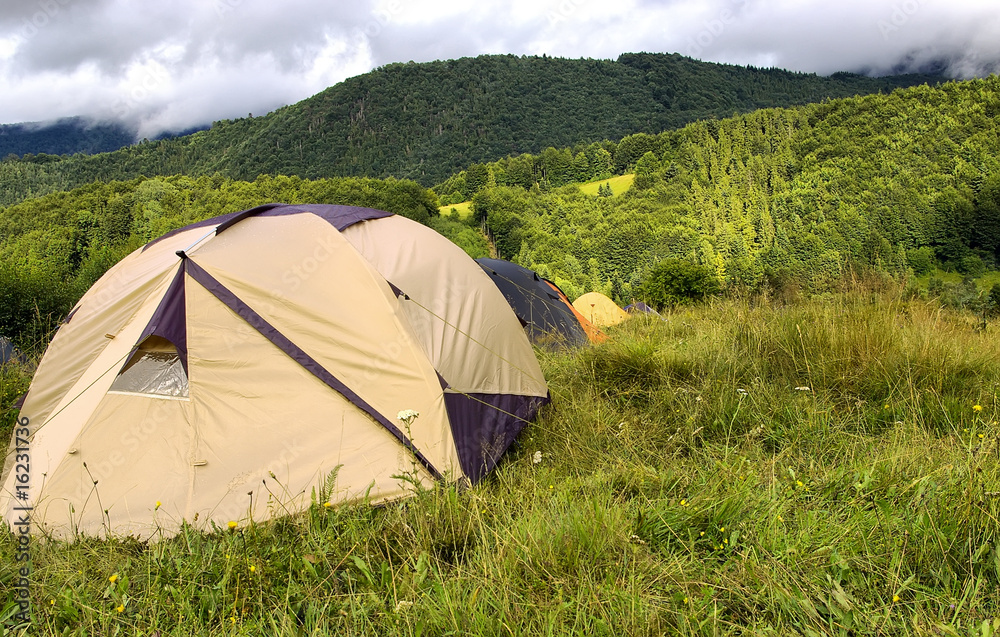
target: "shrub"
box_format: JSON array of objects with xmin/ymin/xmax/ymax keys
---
[{"xmin": 640, "ymin": 259, "xmax": 721, "ymax": 309}]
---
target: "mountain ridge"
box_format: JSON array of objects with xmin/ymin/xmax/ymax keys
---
[{"xmin": 0, "ymin": 52, "xmax": 944, "ymax": 207}]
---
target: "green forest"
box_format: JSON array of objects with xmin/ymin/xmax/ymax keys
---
[
  {"xmin": 0, "ymin": 174, "xmax": 490, "ymax": 352},
  {"xmin": 0, "ymin": 117, "xmax": 138, "ymax": 158},
  {"xmin": 0, "ymin": 53, "xmax": 941, "ymax": 207},
  {"xmin": 452, "ymin": 77, "xmax": 1000, "ymax": 303}
]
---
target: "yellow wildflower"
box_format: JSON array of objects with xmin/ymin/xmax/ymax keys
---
[
  {"xmin": 116, "ymin": 604, "xmax": 124, "ymax": 613},
  {"xmin": 109, "ymin": 574, "xmax": 118, "ymax": 584},
  {"xmin": 892, "ymin": 594, "xmax": 900, "ymax": 603},
  {"xmin": 155, "ymin": 500, "xmax": 161, "ymax": 510},
  {"xmin": 250, "ymin": 565, "xmax": 256, "ymax": 573},
  {"xmin": 680, "ymin": 499, "xmax": 688, "ymax": 507},
  {"xmin": 227, "ymin": 521, "xmax": 238, "ymax": 530},
  {"xmin": 973, "ymin": 404, "xmax": 983, "ymax": 413}
]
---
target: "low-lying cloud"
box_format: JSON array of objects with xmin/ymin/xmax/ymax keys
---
[{"xmin": 1, "ymin": 0, "xmax": 997, "ymax": 139}]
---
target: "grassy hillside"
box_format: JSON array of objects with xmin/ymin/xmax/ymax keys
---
[
  {"xmin": 0, "ymin": 53, "xmax": 942, "ymax": 207},
  {"xmin": 3, "ymin": 290, "xmax": 999, "ymax": 634}
]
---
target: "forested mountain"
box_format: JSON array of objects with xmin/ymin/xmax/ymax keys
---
[
  {"xmin": 0, "ymin": 53, "xmax": 942, "ymax": 207},
  {"xmin": 0, "ymin": 117, "xmax": 137, "ymax": 158},
  {"xmin": 461, "ymin": 77, "xmax": 1000, "ymax": 302}
]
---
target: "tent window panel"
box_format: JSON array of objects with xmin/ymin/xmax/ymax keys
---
[{"xmin": 110, "ymin": 336, "xmax": 189, "ymax": 398}]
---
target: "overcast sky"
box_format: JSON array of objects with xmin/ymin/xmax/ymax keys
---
[{"xmin": 1, "ymin": 0, "xmax": 998, "ymax": 138}]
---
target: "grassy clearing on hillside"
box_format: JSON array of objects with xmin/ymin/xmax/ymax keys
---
[
  {"xmin": 438, "ymin": 200, "xmax": 472, "ymax": 218},
  {"xmin": 577, "ymin": 173, "xmax": 635, "ymax": 197},
  {"xmin": 3, "ymin": 292, "xmax": 1000, "ymax": 635},
  {"xmin": 436, "ymin": 174, "xmax": 636, "ymax": 220}
]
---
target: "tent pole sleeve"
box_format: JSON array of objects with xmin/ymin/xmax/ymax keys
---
[{"xmin": 183, "ymin": 258, "xmax": 443, "ymax": 481}]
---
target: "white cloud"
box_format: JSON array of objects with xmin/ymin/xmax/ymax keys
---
[{"xmin": 0, "ymin": 0, "xmax": 998, "ymax": 136}]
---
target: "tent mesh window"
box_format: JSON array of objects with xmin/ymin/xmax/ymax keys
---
[{"xmin": 109, "ymin": 336, "xmax": 189, "ymax": 398}]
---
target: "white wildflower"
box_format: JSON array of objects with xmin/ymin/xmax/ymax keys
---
[
  {"xmin": 394, "ymin": 600, "xmax": 414, "ymax": 613},
  {"xmin": 397, "ymin": 409, "xmax": 420, "ymax": 423},
  {"xmin": 736, "ymin": 388, "xmax": 748, "ymax": 396},
  {"xmin": 532, "ymin": 451, "xmax": 543, "ymax": 464},
  {"xmin": 794, "ymin": 386, "xmax": 811, "ymax": 391}
]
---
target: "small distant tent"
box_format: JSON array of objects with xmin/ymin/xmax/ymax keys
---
[
  {"xmin": 573, "ymin": 292, "xmax": 629, "ymax": 328},
  {"xmin": 1, "ymin": 204, "xmax": 549, "ymax": 539},
  {"xmin": 0, "ymin": 337, "xmax": 21, "ymax": 366},
  {"xmin": 625, "ymin": 301, "xmax": 658, "ymax": 315},
  {"xmin": 624, "ymin": 301, "xmax": 652, "ymax": 314},
  {"xmin": 476, "ymin": 258, "xmax": 603, "ymax": 347}
]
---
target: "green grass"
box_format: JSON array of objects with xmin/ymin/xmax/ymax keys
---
[
  {"xmin": 577, "ymin": 174, "xmax": 635, "ymax": 197},
  {"xmin": 438, "ymin": 174, "xmax": 635, "ymax": 219},
  {"xmin": 438, "ymin": 201, "xmax": 472, "ymax": 219},
  {"xmin": 4, "ymin": 291, "xmax": 1000, "ymax": 635}
]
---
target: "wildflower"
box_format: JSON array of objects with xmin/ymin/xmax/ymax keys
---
[
  {"xmin": 796, "ymin": 480, "xmax": 804, "ymax": 488},
  {"xmin": 394, "ymin": 600, "xmax": 414, "ymax": 613},
  {"xmin": 680, "ymin": 499, "xmax": 688, "ymax": 507},
  {"xmin": 892, "ymin": 594, "xmax": 900, "ymax": 603},
  {"xmin": 683, "ymin": 596, "xmax": 689, "ymax": 603},
  {"xmin": 736, "ymin": 388, "xmax": 748, "ymax": 396},
  {"xmin": 532, "ymin": 451, "xmax": 543, "ymax": 464},
  {"xmin": 109, "ymin": 574, "xmax": 118, "ymax": 584},
  {"xmin": 250, "ymin": 565, "xmax": 256, "ymax": 573},
  {"xmin": 231, "ymin": 615, "xmax": 237, "ymax": 624},
  {"xmin": 720, "ymin": 526, "xmax": 725, "ymax": 532},
  {"xmin": 50, "ymin": 599, "xmax": 55, "ymax": 606},
  {"xmin": 323, "ymin": 502, "xmax": 333, "ymax": 508},
  {"xmin": 227, "ymin": 521, "xmax": 238, "ymax": 530},
  {"xmin": 700, "ymin": 531, "xmax": 705, "ymax": 536},
  {"xmin": 155, "ymin": 500, "xmax": 161, "ymax": 510},
  {"xmin": 116, "ymin": 605, "xmax": 124, "ymax": 613},
  {"xmin": 777, "ymin": 515, "xmax": 783, "ymax": 523},
  {"xmin": 397, "ymin": 409, "xmax": 420, "ymax": 423},
  {"xmin": 884, "ymin": 404, "xmax": 889, "ymax": 410},
  {"xmin": 549, "ymin": 485, "xmax": 553, "ymax": 489},
  {"xmin": 794, "ymin": 386, "xmax": 810, "ymax": 391},
  {"xmin": 973, "ymin": 405, "xmax": 983, "ymax": 413},
  {"xmin": 979, "ymin": 433, "xmax": 985, "ymax": 439}
]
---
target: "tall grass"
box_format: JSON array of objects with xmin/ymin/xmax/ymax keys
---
[{"xmin": 3, "ymin": 292, "xmax": 1000, "ymax": 635}]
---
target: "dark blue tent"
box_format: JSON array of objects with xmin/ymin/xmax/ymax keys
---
[{"xmin": 476, "ymin": 259, "xmax": 599, "ymax": 348}]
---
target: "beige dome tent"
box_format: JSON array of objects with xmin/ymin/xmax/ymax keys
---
[
  {"xmin": 1, "ymin": 204, "xmax": 548, "ymax": 538},
  {"xmin": 572, "ymin": 292, "xmax": 629, "ymax": 328}
]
